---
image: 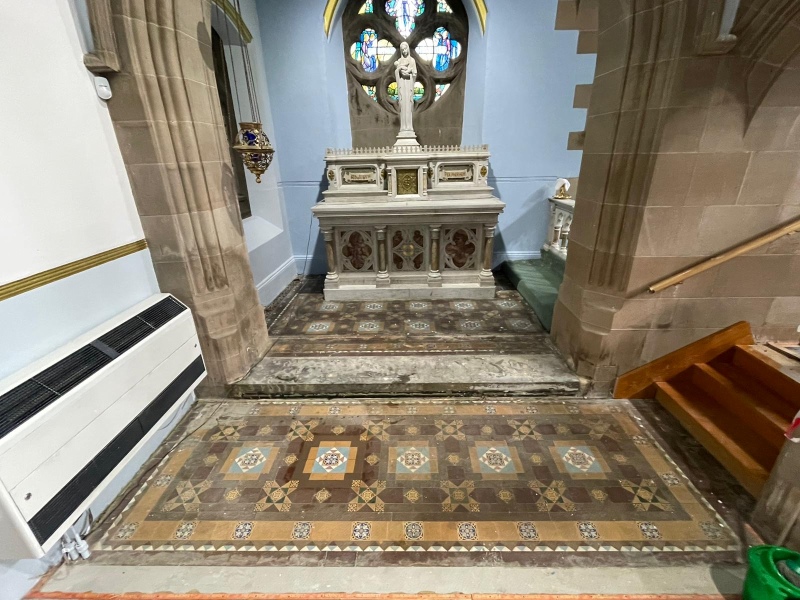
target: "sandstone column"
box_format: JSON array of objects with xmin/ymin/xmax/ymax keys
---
[{"xmin": 93, "ymin": 0, "xmax": 269, "ymax": 387}]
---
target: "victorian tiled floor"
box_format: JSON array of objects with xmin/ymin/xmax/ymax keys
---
[
  {"xmin": 234, "ymin": 276, "xmax": 581, "ymax": 397},
  {"xmin": 31, "ymin": 284, "xmax": 755, "ymax": 598},
  {"xmin": 263, "ymin": 276, "xmax": 549, "ymax": 357},
  {"xmin": 87, "ymin": 398, "xmax": 749, "ymax": 567}
]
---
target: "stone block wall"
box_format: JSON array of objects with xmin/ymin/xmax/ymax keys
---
[{"xmin": 551, "ymin": 0, "xmax": 800, "ymax": 392}]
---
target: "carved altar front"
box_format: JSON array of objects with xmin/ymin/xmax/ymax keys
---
[{"xmin": 313, "ymin": 145, "xmax": 505, "ymax": 300}]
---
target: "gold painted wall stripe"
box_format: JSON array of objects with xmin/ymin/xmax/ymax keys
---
[
  {"xmin": 0, "ymin": 240, "xmax": 148, "ymax": 302},
  {"xmin": 323, "ymin": 0, "xmax": 487, "ymax": 35},
  {"xmin": 212, "ymin": 0, "xmax": 253, "ymax": 44}
]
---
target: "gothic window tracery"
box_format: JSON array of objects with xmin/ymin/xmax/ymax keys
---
[{"xmin": 342, "ymin": 0, "xmax": 468, "ymax": 144}]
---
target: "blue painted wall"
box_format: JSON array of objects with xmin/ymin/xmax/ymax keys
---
[
  {"xmin": 478, "ymin": 0, "xmax": 595, "ymax": 262},
  {"xmin": 255, "ymin": 0, "xmax": 595, "ymax": 272},
  {"xmin": 257, "ymin": 0, "xmax": 350, "ymax": 274}
]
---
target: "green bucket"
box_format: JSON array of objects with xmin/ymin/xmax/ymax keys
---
[{"xmin": 744, "ymin": 545, "xmax": 800, "ymax": 600}]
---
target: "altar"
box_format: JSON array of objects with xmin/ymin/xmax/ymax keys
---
[{"xmin": 312, "ymin": 43, "xmax": 505, "ymax": 300}]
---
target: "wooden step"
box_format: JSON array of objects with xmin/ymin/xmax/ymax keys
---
[
  {"xmin": 707, "ymin": 360, "xmax": 797, "ymax": 422},
  {"xmin": 614, "ymin": 321, "xmax": 753, "ymax": 399},
  {"xmin": 654, "ymin": 379, "xmax": 771, "ymax": 497},
  {"xmin": 687, "ymin": 363, "xmax": 788, "ymax": 453},
  {"xmin": 730, "ymin": 345, "xmax": 800, "ymax": 411}
]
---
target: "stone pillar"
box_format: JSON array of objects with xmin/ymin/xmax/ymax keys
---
[
  {"xmin": 322, "ymin": 228, "xmax": 340, "ymax": 287},
  {"xmin": 376, "ymin": 226, "xmax": 390, "ymax": 287},
  {"xmin": 480, "ymin": 225, "xmax": 495, "ymax": 286},
  {"xmin": 96, "ymin": 0, "xmax": 269, "ymax": 387},
  {"xmin": 428, "ymin": 226, "xmax": 442, "ymax": 286},
  {"xmin": 550, "ymin": 0, "xmax": 800, "ymax": 394}
]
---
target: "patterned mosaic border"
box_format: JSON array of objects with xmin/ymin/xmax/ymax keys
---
[{"xmin": 95, "ymin": 400, "xmax": 739, "ymax": 555}]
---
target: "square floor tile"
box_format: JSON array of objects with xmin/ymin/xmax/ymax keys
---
[
  {"xmin": 388, "ymin": 442, "xmax": 439, "ymax": 480},
  {"xmin": 469, "ymin": 441, "xmax": 523, "ymax": 479}
]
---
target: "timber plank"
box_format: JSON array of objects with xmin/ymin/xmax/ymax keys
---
[{"xmin": 614, "ymin": 322, "xmax": 754, "ymax": 399}]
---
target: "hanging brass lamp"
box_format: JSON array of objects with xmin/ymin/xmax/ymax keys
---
[
  {"xmin": 233, "ymin": 122, "xmax": 274, "ymax": 183},
  {"xmin": 226, "ymin": 0, "xmax": 275, "ymax": 184}
]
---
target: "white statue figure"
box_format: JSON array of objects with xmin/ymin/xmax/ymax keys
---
[
  {"xmin": 554, "ymin": 177, "xmax": 572, "ymax": 199},
  {"xmin": 394, "ymin": 41, "xmax": 419, "ymax": 146}
]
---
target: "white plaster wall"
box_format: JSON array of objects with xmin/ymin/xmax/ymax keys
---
[
  {"xmin": 255, "ymin": 0, "xmax": 595, "ymax": 271},
  {"xmin": 214, "ymin": 1, "xmax": 299, "ymax": 305},
  {"xmin": 0, "ymin": 1, "xmax": 148, "ymax": 283},
  {"xmin": 0, "ymin": 0, "xmax": 161, "ymax": 375},
  {"xmin": 0, "ymin": 3, "xmax": 165, "ymax": 596}
]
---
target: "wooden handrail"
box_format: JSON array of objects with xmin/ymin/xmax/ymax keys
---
[{"xmin": 649, "ymin": 217, "xmax": 800, "ymax": 293}]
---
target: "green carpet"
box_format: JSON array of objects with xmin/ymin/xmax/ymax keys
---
[{"xmin": 503, "ymin": 259, "xmax": 564, "ymax": 332}]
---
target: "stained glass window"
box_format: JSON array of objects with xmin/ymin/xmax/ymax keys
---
[
  {"xmin": 385, "ymin": 0, "xmax": 425, "ymax": 38},
  {"xmin": 362, "ymin": 85, "xmax": 378, "ymax": 101},
  {"xmin": 415, "ymin": 27, "xmax": 461, "ymax": 71},
  {"xmin": 350, "ymin": 29, "xmax": 396, "ymax": 73},
  {"xmin": 388, "ymin": 81, "xmax": 425, "ymax": 102},
  {"xmin": 344, "ymin": 0, "xmax": 468, "ymax": 142}
]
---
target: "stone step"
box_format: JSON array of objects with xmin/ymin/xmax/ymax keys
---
[
  {"xmin": 502, "ymin": 259, "xmax": 564, "ymax": 331},
  {"xmin": 229, "ymin": 352, "xmax": 583, "ymax": 399}
]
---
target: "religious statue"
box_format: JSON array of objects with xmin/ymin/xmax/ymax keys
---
[
  {"xmin": 554, "ymin": 178, "xmax": 572, "ymax": 199},
  {"xmin": 394, "ymin": 42, "xmax": 419, "ymax": 146}
]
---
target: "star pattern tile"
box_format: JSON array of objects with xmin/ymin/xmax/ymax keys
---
[{"xmin": 99, "ymin": 401, "xmax": 740, "ymax": 558}]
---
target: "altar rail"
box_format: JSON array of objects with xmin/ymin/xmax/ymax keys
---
[
  {"xmin": 543, "ymin": 197, "xmax": 575, "ymax": 260},
  {"xmin": 326, "ymin": 144, "xmax": 489, "ymax": 156}
]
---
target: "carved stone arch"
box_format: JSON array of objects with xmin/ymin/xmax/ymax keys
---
[
  {"xmin": 325, "ymin": 0, "xmax": 486, "ymax": 35},
  {"xmin": 731, "ymin": 0, "xmax": 800, "ymax": 122}
]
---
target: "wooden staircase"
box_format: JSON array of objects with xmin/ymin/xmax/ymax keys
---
[{"xmin": 615, "ymin": 322, "xmax": 800, "ymax": 498}]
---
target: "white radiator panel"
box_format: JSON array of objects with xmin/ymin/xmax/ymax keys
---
[
  {"xmin": 0, "ymin": 315, "xmax": 197, "ymax": 491},
  {"xmin": 10, "ymin": 335, "xmax": 200, "ymax": 520},
  {"xmin": 0, "ymin": 293, "xmax": 206, "ymax": 560}
]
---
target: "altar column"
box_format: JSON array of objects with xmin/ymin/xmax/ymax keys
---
[
  {"xmin": 376, "ymin": 226, "xmax": 390, "ymax": 287},
  {"xmin": 428, "ymin": 226, "xmax": 442, "ymax": 286},
  {"xmin": 322, "ymin": 228, "xmax": 340, "ymax": 288},
  {"xmin": 480, "ymin": 225, "xmax": 496, "ymax": 286}
]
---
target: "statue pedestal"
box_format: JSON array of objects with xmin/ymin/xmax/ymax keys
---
[{"xmin": 314, "ymin": 145, "xmax": 505, "ymax": 300}]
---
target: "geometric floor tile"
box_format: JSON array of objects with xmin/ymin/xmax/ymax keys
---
[{"xmin": 98, "ymin": 400, "xmax": 740, "ymax": 560}]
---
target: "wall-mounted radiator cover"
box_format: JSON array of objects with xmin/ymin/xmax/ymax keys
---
[{"xmin": 0, "ymin": 294, "xmax": 206, "ymax": 559}]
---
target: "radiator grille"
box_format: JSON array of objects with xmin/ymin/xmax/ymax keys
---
[
  {"xmin": 0, "ymin": 296, "xmax": 188, "ymax": 441},
  {"xmin": 97, "ymin": 316, "xmax": 154, "ymax": 354},
  {"xmin": 139, "ymin": 296, "xmax": 186, "ymax": 329},
  {"xmin": 34, "ymin": 346, "xmax": 112, "ymax": 395},
  {"xmin": 27, "ymin": 356, "xmax": 205, "ymax": 544},
  {"xmin": 0, "ymin": 381, "xmax": 57, "ymax": 439}
]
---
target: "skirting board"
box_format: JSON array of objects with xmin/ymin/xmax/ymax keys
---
[
  {"xmin": 255, "ymin": 256, "xmax": 298, "ymax": 306},
  {"xmin": 294, "ymin": 254, "xmax": 327, "ymax": 276}
]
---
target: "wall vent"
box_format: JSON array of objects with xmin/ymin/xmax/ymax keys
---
[
  {"xmin": 0, "ymin": 296, "xmax": 187, "ymax": 441},
  {"xmin": 27, "ymin": 356, "xmax": 204, "ymax": 544}
]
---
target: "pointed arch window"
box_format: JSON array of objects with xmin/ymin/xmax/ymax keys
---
[{"xmin": 342, "ymin": 0, "xmax": 469, "ymax": 146}]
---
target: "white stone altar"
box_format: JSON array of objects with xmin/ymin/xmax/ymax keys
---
[
  {"xmin": 312, "ymin": 50, "xmax": 504, "ymax": 300},
  {"xmin": 312, "ymin": 144, "xmax": 505, "ymax": 300}
]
